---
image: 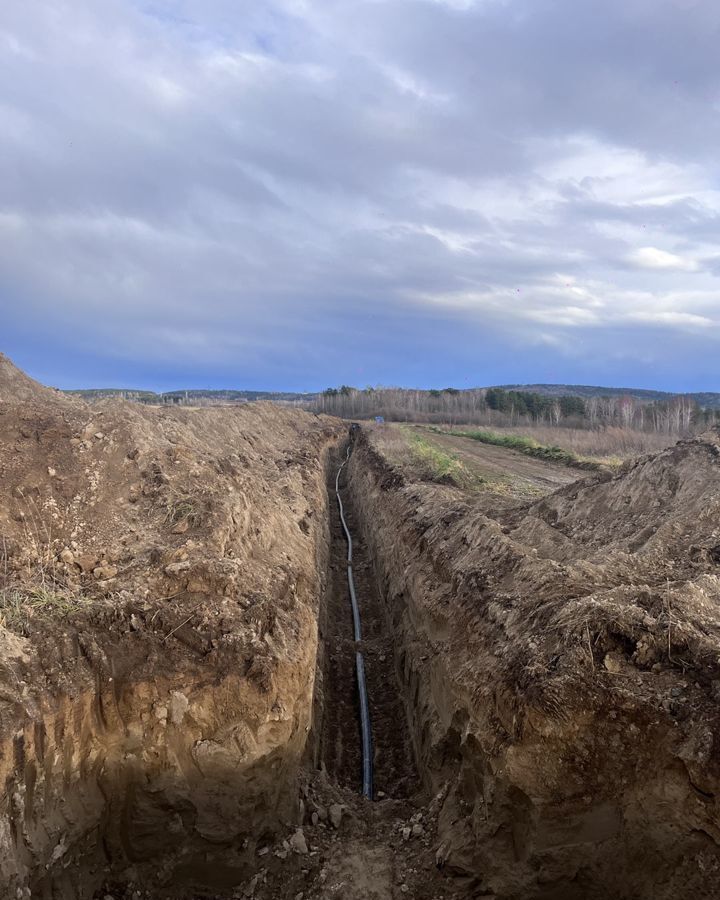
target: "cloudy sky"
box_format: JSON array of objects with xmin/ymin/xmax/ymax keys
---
[{"xmin": 2, "ymin": 0, "xmax": 720, "ymax": 391}]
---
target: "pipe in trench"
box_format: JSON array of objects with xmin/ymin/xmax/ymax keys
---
[{"xmin": 335, "ymin": 440, "xmax": 373, "ymax": 799}]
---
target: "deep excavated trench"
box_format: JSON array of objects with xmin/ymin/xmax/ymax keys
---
[
  {"xmin": 317, "ymin": 437, "xmax": 418, "ymax": 799},
  {"xmin": 6, "ymin": 430, "xmax": 430, "ymax": 900},
  {"xmin": 11, "ymin": 418, "xmax": 718, "ymax": 900}
]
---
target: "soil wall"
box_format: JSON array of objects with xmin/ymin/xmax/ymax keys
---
[
  {"xmin": 0, "ymin": 613, "xmax": 321, "ymax": 897},
  {"xmin": 0, "ymin": 389, "xmax": 341, "ymax": 898},
  {"xmin": 347, "ymin": 429, "xmax": 720, "ymax": 900}
]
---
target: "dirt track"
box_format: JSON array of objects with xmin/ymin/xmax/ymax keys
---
[{"xmin": 415, "ymin": 427, "xmax": 579, "ymax": 495}]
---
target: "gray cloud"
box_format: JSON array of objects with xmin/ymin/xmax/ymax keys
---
[{"xmin": 1, "ymin": 0, "xmax": 720, "ymax": 389}]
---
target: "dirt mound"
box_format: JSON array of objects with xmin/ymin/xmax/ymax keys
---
[
  {"xmin": 517, "ymin": 429, "xmax": 720, "ymax": 559},
  {"xmin": 499, "ymin": 429, "xmax": 720, "ymax": 681},
  {"xmin": 0, "ymin": 352, "xmax": 65, "ymax": 404},
  {"xmin": 0, "ymin": 363, "xmax": 343, "ymax": 897},
  {"xmin": 351, "ymin": 426, "xmax": 720, "ymax": 899}
]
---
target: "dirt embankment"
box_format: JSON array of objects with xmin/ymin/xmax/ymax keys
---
[
  {"xmin": 0, "ymin": 352, "xmax": 67, "ymax": 405},
  {"xmin": 347, "ymin": 427, "xmax": 720, "ymax": 899},
  {"xmin": 0, "ymin": 364, "xmax": 343, "ymax": 897}
]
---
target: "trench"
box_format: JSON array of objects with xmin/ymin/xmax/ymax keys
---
[
  {"xmin": 316, "ymin": 438, "xmax": 418, "ymax": 799},
  {"xmin": 25, "ymin": 428, "xmax": 719, "ymax": 900},
  {"xmin": 4, "ymin": 435, "xmax": 430, "ymax": 900}
]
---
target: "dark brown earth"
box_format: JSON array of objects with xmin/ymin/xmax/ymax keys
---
[
  {"xmin": 319, "ymin": 444, "xmax": 417, "ymax": 799},
  {"xmin": 317, "ymin": 448, "xmax": 365, "ymax": 793}
]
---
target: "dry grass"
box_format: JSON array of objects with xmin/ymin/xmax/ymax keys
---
[
  {"xmin": 163, "ymin": 489, "xmax": 205, "ymax": 529},
  {"xmin": 372, "ymin": 425, "xmax": 541, "ymax": 497},
  {"xmin": 0, "ymin": 587, "xmax": 84, "ymax": 635},
  {"xmin": 370, "ymin": 424, "xmax": 416, "ymax": 467},
  {"xmin": 406, "ymin": 431, "xmax": 484, "ymax": 489},
  {"xmin": 460, "ymin": 425, "xmax": 677, "ymax": 460},
  {"xmin": 1, "ymin": 504, "xmax": 84, "ymax": 635},
  {"xmin": 12, "ymin": 489, "xmax": 62, "ymax": 591},
  {"xmin": 372, "ymin": 426, "xmax": 471, "ymax": 488}
]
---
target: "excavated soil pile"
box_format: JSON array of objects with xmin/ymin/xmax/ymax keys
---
[
  {"xmin": 349, "ymin": 427, "xmax": 720, "ymax": 900},
  {"xmin": 0, "ymin": 355, "xmax": 342, "ymax": 897},
  {"xmin": 0, "ymin": 354, "xmax": 65, "ymax": 405}
]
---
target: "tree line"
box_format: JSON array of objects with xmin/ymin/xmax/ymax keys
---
[{"xmin": 310, "ymin": 386, "xmax": 717, "ymax": 434}]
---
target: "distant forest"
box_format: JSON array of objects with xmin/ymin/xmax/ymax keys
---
[
  {"xmin": 65, "ymin": 383, "xmax": 720, "ymax": 435},
  {"xmin": 498, "ymin": 383, "xmax": 720, "ymax": 410},
  {"xmin": 312, "ymin": 386, "xmax": 718, "ymax": 434},
  {"xmin": 65, "ymin": 388, "xmax": 318, "ymax": 405}
]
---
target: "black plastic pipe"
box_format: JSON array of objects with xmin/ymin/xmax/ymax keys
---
[{"xmin": 335, "ymin": 442, "xmax": 373, "ymax": 799}]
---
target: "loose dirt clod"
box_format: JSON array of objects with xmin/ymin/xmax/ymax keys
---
[{"xmin": 328, "ymin": 804, "xmax": 343, "ymax": 830}]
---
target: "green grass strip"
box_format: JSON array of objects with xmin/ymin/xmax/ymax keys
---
[{"xmin": 430, "ymin": 427, "xmax": 606, "ymax": 470}]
